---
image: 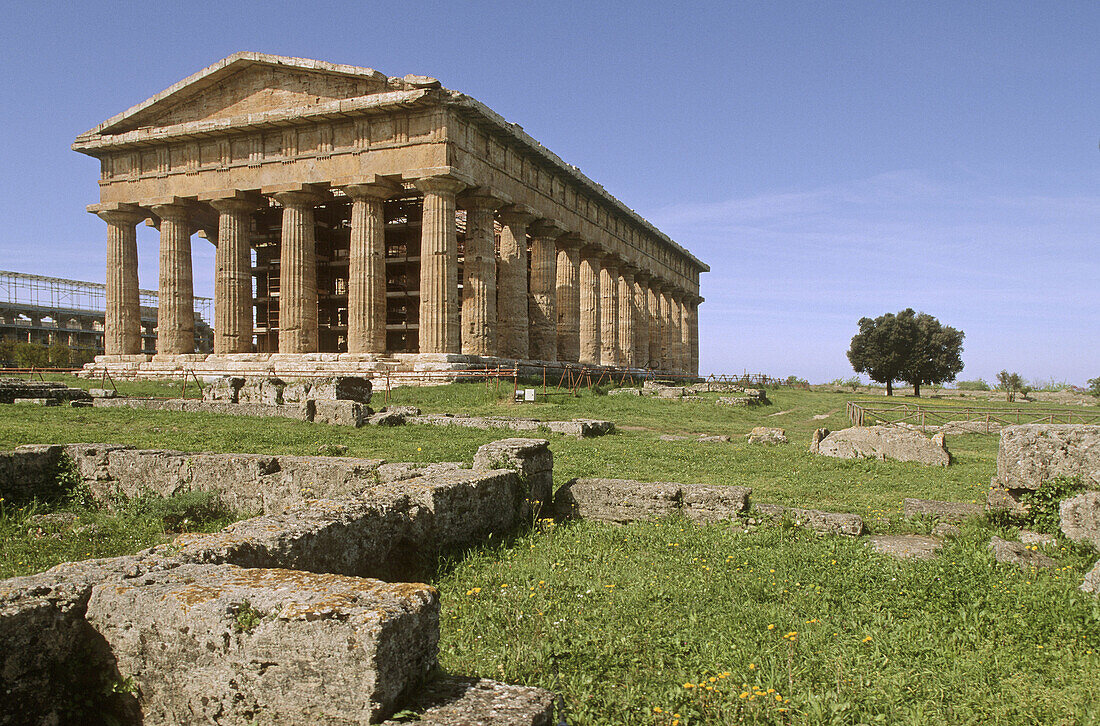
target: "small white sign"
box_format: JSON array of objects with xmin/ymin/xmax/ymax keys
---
[{"xmin": 524, "ymin": 388, "xmax": 536, "ymax": 402}]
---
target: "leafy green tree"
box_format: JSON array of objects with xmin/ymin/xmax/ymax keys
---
[
  {"xmin": 1088, "ymin": 377, "xmax": 1100, "ymax": 397},
  {"xmin": 996, "ymin": 370, "xmax": 1025, "ymax": 402},
  {"xmin": 847, "ymin": 309, "xmax": 919, "ymax": 396},
  {"xmin": 900, "ymin": 313, "xmax": 964, "ymax": 397},
  {"xmin": 848, "ymin": 309, "xmax": 964, "ymax": 397}
]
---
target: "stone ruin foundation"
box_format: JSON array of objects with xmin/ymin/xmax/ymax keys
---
[{"xmin": 0, "ymin": 438, "xmax": 556, "ymax": 725}]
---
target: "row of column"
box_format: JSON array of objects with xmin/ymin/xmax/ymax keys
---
[{"xmin": 95, "ymin": 177, "xmax": 700, "ymax": 374}]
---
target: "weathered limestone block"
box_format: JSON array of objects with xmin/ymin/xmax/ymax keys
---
[
  {"xmin": 237, "ymin": 377, "xmax": 286, "ymax": 405},
  {"xmin": 608, "ymin": 387, "xmax": 643, "ymax": 396},
  {"xmin": 376, "ymin": 462, "xmax": 464, "ymax": 483},
  {"xmin": 0, "ymin": 378, "xmax": 91, "ymax": 405},
  {"xmin": 13, "ymin": 397, "xmax": 58, "ymax": 406},
  {"xmin": 698, "ymin": 435, "xmax": 732, "ymax": 443},
  {"xmin": 313, "ymin": 399, "xmax": 368, "ymax": 427},
  {"xmin": 0, "ymin": 444, "xmax": 65, "ymax": 504},
  {"xmin": 368, "ymin": 410, "xmax": 407, "ymax": 426},
  {"xmin": 810, "ymin": 426, "xmax": 951, "ymax": 466},
  {"xmin": 545, "ymin": 419, "xmax": 614, "ymax": 437},
  {"xmin": 903, "ymin": 498, "xmax": 984, "ymax": 522},
  {"xmin": 1020, "ymin": 531, "xmax": 1058, "ymax": 547},
  {"xmin": 381, "ymin": 676, "xmax": 554, "ymax": 726},
  {"xmin": 755, "ymin": 504, "xmax": 865, "ymax": 537},
  {"xmin": 88, "ymin": 388, "xmax": 118, "ymax": 398},
  {"xmin": 554, "ymin": 478, "xmax": 681, "ymax": 523},
  {"xmin": 383, "ymin": 405, "xmax": 422, "ymax": 416},
  {"xmin": 86, "ymin": 564, "xmax": 438, "ymax": 725},
  {"xmin": 996, "ymin": 424, "xmax": 1100, "ymax": 491},
  {"xmin": 1060, "ymin": 491, "xmax": 1100, "ymax": 548},
  {"xmin": 989, "ymin": 536, "xmax": 1058, "ymax": 569},
  {"xmin": 680, "ymin": 485, "xmax": 751, "ymax": 524},
  {"xmin": 474, "ymin": 439, "xmax": 553, "ymax": 515},
  {"xmin": 746, "ymin": 427, "xmax": 787, "ymax": 445},
  {"xmin": 202, "ymin": 376, "xmax": 246, "ymax": 402},
  {"xmin": 866, "ymin": 534, "xmax": 943, "ymax": 560},
  {"xmin": 1082, "ymin": 560, "xmax": 1100, "ymax": 595}
]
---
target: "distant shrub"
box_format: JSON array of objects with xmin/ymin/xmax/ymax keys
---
[
  {"xmin": 1031, "ymin": 377, "xmax": 1072, "ymax": 392},
  {"xmin": 830, "ymin": 376, "xmax": 862, "ymax": 390},
  {"xmin": 784, "ymin": 375, "xmax": 809, "ymax": 387},
  {"xmin": 1088, "ymin": 377, "xmax": 1100, "ymax": 397},
  {"xmin": 956, "ymin": 379, "xmax": 991, "ymax": 391}
]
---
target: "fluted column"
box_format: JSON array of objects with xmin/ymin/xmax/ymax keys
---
[
  {"xmin": 150, "ymin": 202, "xmax": 195, "ymax": 356},
  {"xmin": 680, "ymin": 295, "xmax": 693, "ymax": 375},
  {"xmin": 95, "ymin": 205, "xmax": 144, "ymax": 356},
  {"xmin": 599, "ymin": 258, "xmax": 619, "ymax": 367},
  {"xmin": 414, "ymin": 176, "xmax": 466, "ymax": 353},
  {"xmin": 647, "ymin": 282, "xmax": 662, "ymax": 370},
  {"xmin": 617, "ymin": 267, "xmax": 636, "ymax": 368},
  {"xmin": 458, "ymin": 192, "xmax": 501, "ymax": 356},
  {"xmin": 658, "ymin": 288, "xmax": 674, "ymax": 371},
  {"xmin": 688, "ymin": 296, "xmax": 701, "ymax": 377},
  {"xmin": 339, "ymin": 180, "xmax": 398, "ymax": 354},
  {"xmin": 496, "ymin": 206, "xmax": 534, "ymax": 359},
  {"xmin": 272, "ymin": 189, "xmax": 324, "ymax": 354},
  {"xmin": 206, "ymin": 194, "xmax": 260, "ymax": 354},
  {"xmin": 633, "ymin": 272, "xmax": 650, "ymax": 369},
  {"xmin": 528, "ymin": 221, "xmax": 562, "ymax": 362},
  {"xmin": 555, "ymin": 236, "xmax": 582, "ymax": 362},
  {"xmin": 578, "ymin": 247, "xmax": 603, "ymax": 365},
  {"xmin": 670, "ymin": 293, "xmax": 684, "ymax": 374}
]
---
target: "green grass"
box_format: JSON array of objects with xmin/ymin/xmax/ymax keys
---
[{"xmin": 436, "ymin": 517, "xmax": 1100, "ymax": 725}]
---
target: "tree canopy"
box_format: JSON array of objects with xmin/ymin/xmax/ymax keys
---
[{"xmin": 847, "ymin": 309, "xmax": 964, "ymax": 396}]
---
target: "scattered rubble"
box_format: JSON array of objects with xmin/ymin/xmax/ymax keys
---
[
  {"xmin": 988, "ymin": 536, "xmax": 1058, "ymax": 570},
  {"xmin": 746, "ymin": 427, "xmax": 787, "ymax": 445},
  {"xmin": 988, "ymin": 424, "xmax": 1100, "ymax": 513},
  {"xmin": 1059, "ymin": 491, "xmax": 1100, "ymax": 548},
  {"xmin": 0, "ymin": 377, "xmax": 91, "ymax": 405}
]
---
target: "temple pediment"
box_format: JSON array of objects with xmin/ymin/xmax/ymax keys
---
[{"xmin": 79, "ymin": 53, "xmax": 400, "ymax": 140}]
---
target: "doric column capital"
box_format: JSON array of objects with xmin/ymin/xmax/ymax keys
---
[
  {"xmin": 263, "ymin": 183, "xmax": 328, "ymax": 208},
  {"xmin": 200, "ymin": 189, "xmax": 265, "ymax": 214},
  {"xmin": 528, "ymin": 219, "xmax": 566, "ymax": 240},
  {"xmin": 556, "ymin": 233, "xmax": 584, "ymax": 250},
  {"xmin": 580, "ymin": 244, "xmax": 606, "ymax": 261},
  {"xmin": 412, "ymin": 175, "xmax": 467, "ymax": 197},
  {"xmin": 147, "ymin": 197, "xmax": 197, "ymax": 224},
  {"xmin": 333, "ymin": 175, "xmax": 402, "ymax": 202},
  {"xmin": 634, "ymin": 270, "xmax": 652, "ymax": 284},
  {"xmin": 457, "ymin": 188, "xmax": 508, "ymax": 212},
  {"xmin": 89, "ymin": 202, "xmax": 145, "ymax": 227},
  {"xmin": 496, "ymin": 203, "xmax": 537, "ymax": 227}
]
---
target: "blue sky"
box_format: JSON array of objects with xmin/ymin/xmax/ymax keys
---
[{"xmin": 0, "ymin": 1, "xmax": 1095, "ymax": 383}]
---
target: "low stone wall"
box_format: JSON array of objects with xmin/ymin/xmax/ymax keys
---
[
  {"xmin": 0, "ymin": 378, "xmax": 91, "ymax": 405},
  {"xmin": 0, "ymin": 439, "xmax": 555, "ymax": 724},
  {"xmin": 554, "ymin": 478, "xmax": 751, "ymax": 524},
  {"xmin": 203, "ymin": 375, "xmax": 373, "ymax": 405},
  {"xmin": 408, "ymin": 414, "xmax": 614, "ymax": 438},
  {"xmin": 92, "ymin": 396, "xmax": 370, "ymax": 427}
]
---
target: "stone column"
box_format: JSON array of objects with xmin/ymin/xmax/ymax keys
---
[
  {"xmin": 633, "ymin": 272, "xmax": 650, "ymax": 370},
  {"xmin": 150, "ymin": 201, "xmax": 195, "ymax": 356},
  {"xmin": 647, "ymin": 282, "xmax": 662, "ymax": 370},
  {"xmin": 680, "ymin": 295, "xmax": 693, "ymax": 376},
  {"xmin": 578, "ymin": 247, "xmax": 602, "ymax": 365},
  {"xmin": 414, "ymin": 176, "xmax": 466, "ymax": 353},
  {"xmin": 668, "ymin": 292, "xmax": 684, "ymax": 374},
  {"xmin": 496, "ymin": 206, "xmax": 534, "ymax": 360},
  {"xmin": 94, "ymin": 205, "xmax": 144, "ymax": 356},
  {"xmin": 271, "ymin": 188, "xmax": 325, "ymax": 354},
  {"xmin": 554, "ymin": 236, "xmax": 582, "ymax": 363},
  {"xmin": 339, "ymin": 179, "xmax": 399, "ymax": 354},
  {"xmin": 617, "ymin": 267, "xmax": 636, "ymax": 368},
  {"xmin": 204, "ymin": 193, "xmax": 260, "ymax": 354},
  {"xmin": 688, "ymin": 296, "xmax": 701, "ymax": 377},
  {"xmin": 528, "ymin": 221, "xmax": 563, "ymax": 362},
  {"xmin": 658, "ymin": 287, "xmax": 673, "ymax": 371},
  {"xmin": 599, "ymin": 257, "xmax": 619, "ymax": 367},
  {"xmin": 457, "ymin": 192, "xmax": 501, "ymax": 357}
]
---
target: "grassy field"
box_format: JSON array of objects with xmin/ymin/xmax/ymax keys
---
[{"xmin": 1, "ymin": 380, "xmax": 1098, "ymax": 723}]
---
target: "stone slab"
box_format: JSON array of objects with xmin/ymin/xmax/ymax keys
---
[
  {"xmin": 554, "ymin": 478, "xmax": 681, "ymax": 523},
  {"xmin": 86, "ymin": 564, "xmax": 438, "ymax": 725},
  {"xmin": 989, "ymin": 536, "xmax": 1058, "ymax": 570},
  {"xmin": 1082, "ymin": 560, "xmax": 1100, "ymax": 596},
  {"xmin": 810, "ymin": 426, "xmax": 950, "ymax": 467},
  {"xmin": 680, "ymin": 484, "xmax": 751, "ymax": 524},
  {"xmin": 903, "ymin": 498, "xmax": 984, "ymax": 522},
  {"xmin": 746, "ymin": 427, "xmax": 787, "ymax": 445},
  {"xmin": 866, "ymin": 534, "xmax": 943, "ymax": 560},
  {"xmin": 381, "ymin": 676, "xmax": 554, "ymax": 725},
  {"xmin": 473, "ymin": 439, "xmax": 553, "ymax": 516},
  {"xmin": 755, "ymin": 504, "xmax": 865, "ymax": 537}
]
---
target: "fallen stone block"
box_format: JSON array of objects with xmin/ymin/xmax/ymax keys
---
[
  {"xmin": 755, "ymin": 504, "xmax": 865, "ymax": 537},
  {"xmin": 13, "ymin": 397, "xmax": 58, "ymax": 406},
  {"xmin": 931, "ymin": 522, "xmax": 961, "ymax": 539},
  {"xmin": 1082, "ymin": 561, "xmax": 1100, "ymax": 595},
  {"xmin": 86, "ymin": 564, "xmax": 438, "ymax": 725},
  {"xmin": 903, "ymin": 498, "xmax": 984, "ymax": 522},
  {"xmin": 545, "ymin": 419, "xmax": 614, "ymax": 437},
  {"xmin": 608, "ymin": 387, "xmax": 643, "ymax": 396},
  {"xmin": 659, "ymin": 434, "xmax": 691, "ymax": 442},
  {"xmin": 381, "ymin": 675, "xmax": 554, "ymax": 725},
  {"xmin": 474, "ymin": 439, "xmax": 553, "ymax": 515},
  {"xmin": 555, "ymin": 478, "xmax": 681, "ymax": 523},
  {"xmin": 867, "ymin": 534, "xmax": 943, "ymax": 560},
  {"xmin": 680, "ymin": 484, "xmax": 751, "ymax": 524},
  {"xmin": 697, "ymin": 435, "xmax": 732, "ymax": 443},
  {"xmin": 996, "ymin": 424, "xmax": 1100, "ymax": 491},
  {"xmin": 382, "ymin": 405, "xmax": 422, "ymax": 416},
  {"xmin": 202, "ymin": 376, "xmax": 245, "ymax": 402},
  {"xmin": 1, "ymin": 444, "xmax": 66, "ymax": 504},
  {"xmin": 989, "ymin": 536, "xmax": 1058, "ymax": 570},
  {"xmin": 88, "ymin": 388, "xmax": 117, "ymax": 399},
  {"xmin": 810, "ymin": 426, "xmax": 950, "ymax": 466},
  {"xmin": 1059, "ymin": 491, "xmax": 1100, "ymax": 548},
  {"xmin": 313, "ymin": 399, "xmax": 368, "ymax": 427},
  {"xmin": 746, "ymin": 427, "xmax": 787, "ymax": 445},
  {"xmin": 1020, "ymin": 530, "xmax": 1058, "ymax": 547},
  {"xmin": 368, "ymin": 411, "xmax": 407, "ymax": 426},
  {"xmin": 376, "ymin": 462, "xmax": 464, "ymax": 483}
]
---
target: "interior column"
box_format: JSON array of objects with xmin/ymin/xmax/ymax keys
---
[{"xmin": 414, "ymin": 176, "xmax": 466, "ymax": 353}]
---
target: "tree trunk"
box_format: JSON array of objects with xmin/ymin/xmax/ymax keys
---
[
  {"xmin": 886, "ymin": 380, "xmax": 893, "ymax": 396},
  {"xmin": 913, "ymin": 381, "xmax": 921, "ymax": 397}
]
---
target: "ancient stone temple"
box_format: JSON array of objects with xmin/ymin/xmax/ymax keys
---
[{"xmin": 75, "ymin": 53, "xmax": 707, "ymax": 378}]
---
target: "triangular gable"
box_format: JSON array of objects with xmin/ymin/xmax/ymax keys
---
[{"xmin": 80, "ymin": 53, "xmax": 390, "ymax": 139}]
